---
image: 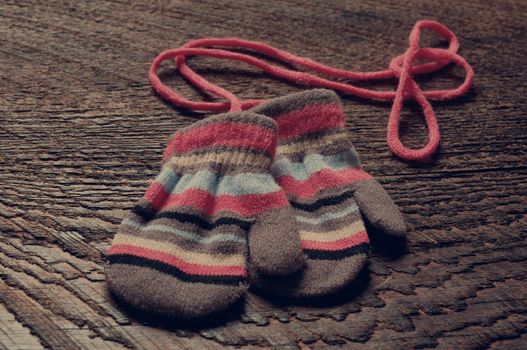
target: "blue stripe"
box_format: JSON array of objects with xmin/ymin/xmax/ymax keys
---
[
  {"xmin": 122, "ymin": 219, "xmax": 246, "ymax": 244},
  {"xmin": 271, "ymin": 150, "xmax": 360, "ymax": 180},
  {"xmin": 155, "ymin": 166, "xmax": 180, "ymax": 192},
  {"xmin": 156, "ymin": 168, "xmax": 281, "ymax": 195},
  {"xmin": 295, "ymin": 204, "xmax": 360, "ymax": 224}
]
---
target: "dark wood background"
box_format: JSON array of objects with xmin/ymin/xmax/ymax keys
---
[{"xmin": 1, "ymin": 0, "xmax": 526, "ymax": 349}]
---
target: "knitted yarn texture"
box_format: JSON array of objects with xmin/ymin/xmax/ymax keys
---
[
  {"xmin": 106, "ymin": 112, "xmax": 303, "ymax": 318},
  {"xmin": 106, "ymin": 19, "xmax": 475, "ymax": 318},
  {"xmin": 250, "ymin": 89, "xmax": 406, "ymax": 297}
]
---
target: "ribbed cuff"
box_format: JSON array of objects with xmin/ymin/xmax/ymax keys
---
[{"xmin": 163, "ymin": 111, "xmax": 277, "ymax": 170}]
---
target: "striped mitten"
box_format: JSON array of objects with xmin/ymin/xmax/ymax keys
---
[
  {"xmin": 251, "ymin": 89, "xmax": 406, "ymax": 297},
  {"xmin": 106, "ymin": 112, "xmax": 303, "ymax": 318}
]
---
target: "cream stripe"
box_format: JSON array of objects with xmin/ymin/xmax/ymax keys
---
[
  {"xmin": 278, "ymin": 131, "xmax": 348, "ymax": 155},
  {"xmin": 112, "ymin": 233, "xmax": 244, "ymax": 266},
  {"xmin": 300, "ymin": 220, "xmax": 365, "ymax": 242},
  {"xmin": 167, "ymin": 151, "xmax": 270, "ymax": 168},
  {"xmin": 295, "ymin": 204, "xmax": 359, "ymax": 224},
  {"xmin": 122, "ymin": 219, "xmax": 246, "ymax": 244}
]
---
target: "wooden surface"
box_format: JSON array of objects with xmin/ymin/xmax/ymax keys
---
[{"xmin": 1, "ymin": 0, "xmax": 526, "ymax": 349}]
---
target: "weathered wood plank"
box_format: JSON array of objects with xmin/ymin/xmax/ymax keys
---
[{"xmin": 0, "ymin": 302, "xmax": 44, "ymax": 350}]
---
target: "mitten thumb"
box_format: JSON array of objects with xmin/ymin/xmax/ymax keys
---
[
  {"xmin": 353, "ymin": 179, "xmax": 406, "ymax": 237},
  {"xmin": 248, "ymin": 207, "xmax": 304, "ymax": 276}
]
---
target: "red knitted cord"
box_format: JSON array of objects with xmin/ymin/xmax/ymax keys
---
[{"xmin": 148, "ymin": 20, "xmax": 474, "ymax": 161}]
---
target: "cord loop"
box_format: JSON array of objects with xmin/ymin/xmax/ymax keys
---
[{"xmin": 148, "ymin": 20, "xmax": 474, "ymax": 161}]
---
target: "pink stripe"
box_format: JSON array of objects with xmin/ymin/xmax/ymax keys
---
[
  {"xmin": 301, "ymin": 231, "xmax": 369, "ymax": 251},
  {"xmin": 161, "ymin": 189, "xmax": 288, "ymax": 216},
  {"xmin": 144, "ymin": 183, "xmax": 169, "ymax": 210},
  {"xmin": 275, "ymin": 104, "xmax": 344, "ymax": 140},
  {"xmin": 276, "ymin": 167, "xmax": 372, "ymax": 198},
  {"xmin": 108, "ymin": 244, "xmax": 247, "ymax": 276},
  {"xmin": 163, "ymin": 123, "xmax": 274, "ymax": 161}
]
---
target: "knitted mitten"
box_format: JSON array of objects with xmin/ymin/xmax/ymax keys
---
[
  {"xmin": 106, "ymin": 112, "xmax": 303, "ymax": 318},
  {"xmin": 251, "ymin": 89, "xmax": 406, "ymax": 297}
]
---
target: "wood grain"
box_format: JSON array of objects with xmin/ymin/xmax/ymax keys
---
[{"xmin": 1, "ymin": 0, "xmax": 526, "ymax": 349}]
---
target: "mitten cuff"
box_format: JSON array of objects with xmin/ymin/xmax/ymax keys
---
[
  {"xmin": 251, "ymin": 89, "xmax": 344, "ymax": 141},
  {"xmin": 163, "ymin": 112, "xmax": 277, "ymax": 171}
]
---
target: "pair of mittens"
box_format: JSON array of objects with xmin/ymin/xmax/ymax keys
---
[
  {"xmin": 250, "ymin": 89, "xmax": 406, "ymax": 297},
  {"xmin": 106, "ymin": 88, "xmax": 406, "ymax": 317},
  {"xmin": 106, "ymin": 112, "xmax": 303, "ymax": 318}
]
